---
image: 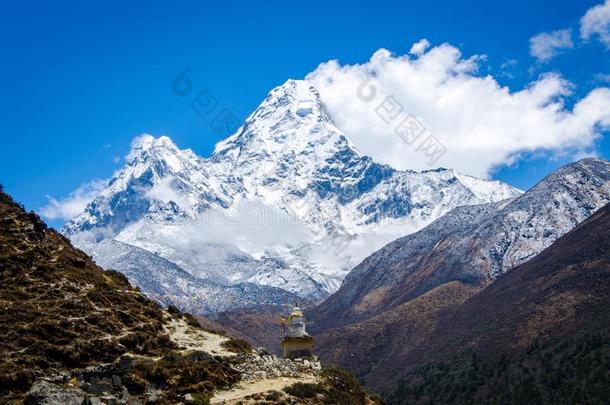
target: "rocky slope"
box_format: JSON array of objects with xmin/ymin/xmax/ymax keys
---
[
  {"xmin": 312, "ymin": 158, "xmax": 610, "ymax": 330},
  {"xmin": 63, "ymin": 79, "xmax": 520, "ymax": 313},
  {"xmin": 287, "ymin": 159, "xmax": 610, "ymax": 397},
  {"xmin": 386, "ymin": 199, "xmax": 610, "ymax": 403},
  {"xmin": 0, "ymin": 186, "xmax": 378, "ymax": 404}
]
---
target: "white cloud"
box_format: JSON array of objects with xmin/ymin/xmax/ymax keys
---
[
  {"xmin": 529, "ymin": 29, "xmax": 574, "ymax": 62},
  {"xmin": 594, "ymin": 72, "xmax": 610, "ymax": 83},
  {"xmin": 581, "ymin": 0, "xmax": 610, "ymax": 48},
  {"xmin": 124, "ymin": 199, "xmax": 311, "ymax": 261},
  {"xmin": 40, "ymin": 179, "xmax": 108, "ymax": 221},
  {"xmin": 195, "ymin": 200, "xmax": 311, "ymax": 257},
  {"xmin": 409, "ymin": 38, "xmax": 430, "ymax": 56},
  {"xmin": 131, "ymin": 133, "xmax": 155, "ymax": 148},
  {"xmin": 499, "ymin": 58, "xmax": 519, "ymax": 79},
  {"xmin": 144, "ymin": 176, "xmax": 189, "ymax": 210},
  {"xmin": 500, "ymin": 59, "xmax": 518, "ymax": 69},
  {"xmin": 306, "ymin": 41, "xmax": 610, "ymax": 178}
]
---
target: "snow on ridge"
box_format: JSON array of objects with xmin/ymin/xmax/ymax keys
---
[{"xmin": 63, "ymin": 79, "xmax": 524, "ymax": 313}]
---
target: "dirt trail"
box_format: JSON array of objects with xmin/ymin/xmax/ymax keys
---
[
  {"xmin": 163, "ymin": 318, "xmax": 236, "ymax": 357},
  {"xmin": 210, "ymin": 375, "xmax": 319, "ymax": 404}
]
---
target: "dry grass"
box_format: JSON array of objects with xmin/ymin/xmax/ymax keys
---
[{"xmin": 0, "ymin": 189, "xmax": 236, "ymax": 402}]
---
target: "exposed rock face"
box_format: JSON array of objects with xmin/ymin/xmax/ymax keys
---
[
  {"xmin": 233, "ymin": 352, "xmax": 322, "ymax": 381},
  {"xmin": 20, "ymin": 352, "xmax": 237, "ymax": 405}
]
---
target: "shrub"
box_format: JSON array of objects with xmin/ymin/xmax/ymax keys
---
[
  {"xmin": 321, "ymin": 367, "xmax": 370, "ymax": 405},
  {"xmin": 189, "ymin": 393, "xmax": 210, "ymax": 405},
  {"xmin": 221, "ymin": 338, "xmax": 252, "ymax": 353},
  {"xmin": 284, "ymin": 382, "xmax": 324, "ymax": 398}
]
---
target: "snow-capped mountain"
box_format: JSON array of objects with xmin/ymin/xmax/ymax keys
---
[
  {"xmin": 86, "ymin": 239, "xmax": 299, "ymax": 314},
  {"xmin": 64, "ymin": 79, "xmax": 521, "ymax": 314}
]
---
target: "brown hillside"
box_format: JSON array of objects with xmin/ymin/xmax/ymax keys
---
[
  {"xmin": 320, "ymin": 201, "xmax": 610, "ymax": 399},
  {"xmin": 311, "ymin": 159, "xmax": 610, "ymax": 333},
  {"xmin": 0, "ymin": 187, "xmax": 380, "ymax": 405},
  {"xmin": 200, "ymin": 305, "xmax": 288, "ymax": 356},
  {"xmin": 0, "ymin": 188, "xmax": 241, "ymax": 402}
]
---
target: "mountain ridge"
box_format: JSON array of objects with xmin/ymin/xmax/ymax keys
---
[
  {"xmin": 312, "ymin": 158, "xmax": 610, "ymax": 329},
  {"xmin": 61, "ymin": 79, "xmax": 521, "ymax": 313},
  {"xmin": 384, "ymin": 199, "xmax": 610, "ymax": 403},
  {"xmin": 304, "ymin": 158, "xmax": 610, "ymax": 395}
]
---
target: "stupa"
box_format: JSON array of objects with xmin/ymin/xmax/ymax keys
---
[{"xmin": 280, "ymin": 303, "xmax": 314, "ymax": 359}]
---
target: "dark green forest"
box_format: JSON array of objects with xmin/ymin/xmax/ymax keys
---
[{"xmin": 388, "ymin": 333, "xmax": 610, "ymax": 405}]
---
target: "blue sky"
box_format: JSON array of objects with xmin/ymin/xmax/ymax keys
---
[{"xmin": 1, "ymin": 0, "xmax": 609, "ymax": 228}]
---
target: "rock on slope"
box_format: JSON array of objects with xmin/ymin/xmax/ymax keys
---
[
  {"xmin": 307, "ymin": 158, "xmax": 610, "ymax": 394},
  {"xmin": 63, "ymin": 79, "xmax": 520, "ymax": 313},
  {"xmin": 0, "ymin": 186, "xmax": 378, "ymax": 404}
]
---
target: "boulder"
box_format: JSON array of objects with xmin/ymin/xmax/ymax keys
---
[
  {"xmin": 25, "ymin": 380, "xmax": 87, "ymax": 405},
  {"xmin": 256, "ymin": 347, "xmax": 271, "ymax": 356}
]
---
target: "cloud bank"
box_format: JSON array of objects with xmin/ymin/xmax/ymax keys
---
[
  {"xmin": 306, "ymin": 41, "xmax": 610, "ymax": 178},
  {"xmin": 40, "ymin": 179, "xmax": 108, "ymax": 221},
  {"xmin": 144, "ymin": 176, "xmax": 190, "ymax": 210}
]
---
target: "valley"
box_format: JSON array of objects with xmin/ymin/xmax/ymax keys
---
[{"xmin": 5, "ymin": 2, "xmax": 610, "ymax": 403}]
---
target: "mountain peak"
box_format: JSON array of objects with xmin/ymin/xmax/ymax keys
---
[
  {"xmin": 525, "ymin": 158, "xmax": 610, "ymax": 197},
  {"xmin": 571, "ymin": 157, "xmax": 609, "ymax": 170},
  {"xmin": 127, "ymin": 134, "xmax": 180, "ymax": 160},
  {"xmin": 63, "ymin": 80, "xmax": 523, "ymax": 311},
  {"xmin": 212, "ymin": 79, "xmax": 339, "ymax": 159},
  {"xmin": 122, "ymin": 134, "xmax": 203, "ymax": 180},
  {"xmin": 267, "ymin": 79, "xmax": 334, "ymax": 123},
  {"xmin": 272, "ymin": 79, "xmax": 317, "ymax": 98}
]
